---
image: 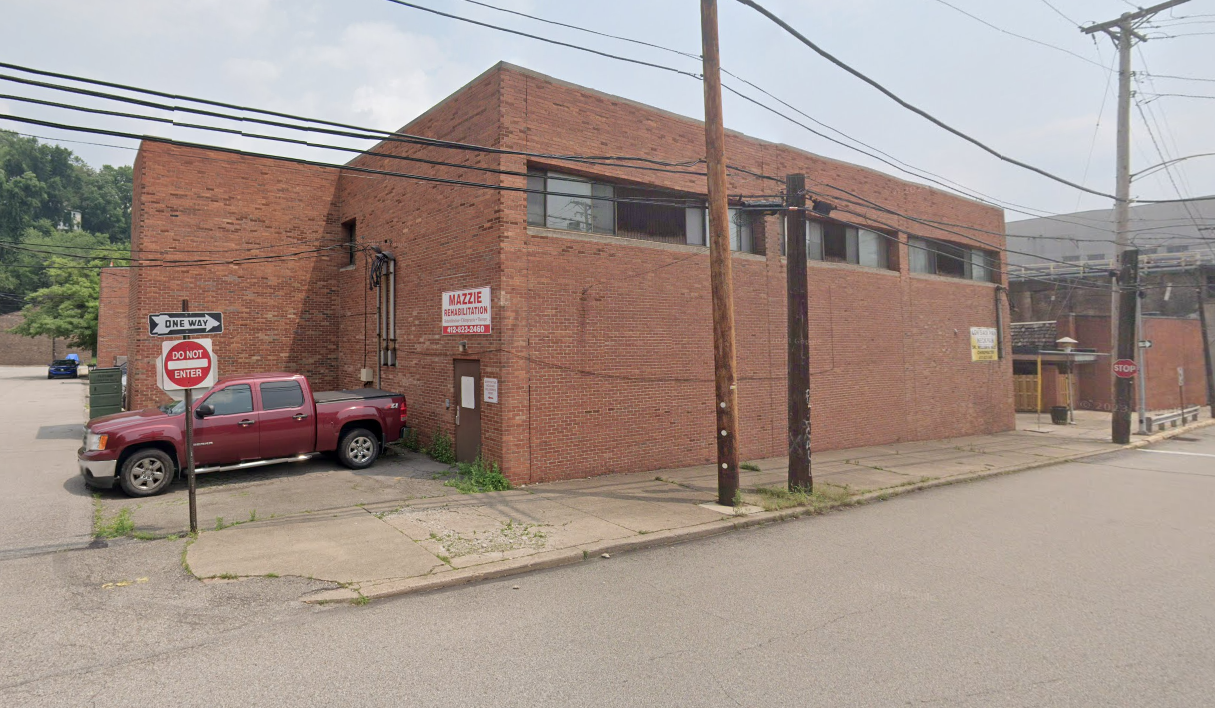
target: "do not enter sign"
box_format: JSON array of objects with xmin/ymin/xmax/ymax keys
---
[
  {"xmin": 160, "ymin": 339, "xmax": 216, "ymax": 391},
  {"xmin": 1113, "ymin": 358, "xmax": 1138, "ymax": 379}
]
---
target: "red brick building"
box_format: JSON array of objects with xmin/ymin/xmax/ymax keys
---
[
  {"xmin": 96, "ymin": 267, "xmax": 130, "ymax": 368},
  {"xmin": 101, "ymin": 62, "xmax": 1015, "ymax": 483}
]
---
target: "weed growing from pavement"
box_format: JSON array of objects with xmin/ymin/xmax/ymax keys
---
[
  {"xmin": 352, "ymin": 594, "xmax": 371, "ymax": 606},
  {"xmin": 248, "ymin": 510, "xmax": 257, "ymax": 522},
  {"xmin": 444, "ymin": 455, "xmax": 512, "ymax": 494},
  {"xmin": 740, "ymin": 462, "xmax": 761, "ymax": 472},
  {"xmin": 427, "ymin": 431, "xmax": 456, "ymax": 464},
  {"xmin": 747, "ymin": 484, "xmax": 853, "ymax": 513},
  {"xmin": 436, "ymin": 554, "xmax": 452, "ymax": 565},
  {"xmin": 214, "ymin": 517, "xmax": 226, "ymax": 530},
  {"xmin": 399, "ymin": 427, "xmax": 421, "ymax": 453},
  {"xmin": 215, "ymin": 573, "xmax": 239, "ymax": 580},
  {"xmin": 94, "ymin": 504, "xmax": 135, "ymax": 539},
  {"xmin": 264, "ymin": 573, "xmax": 279, "ymax": 578}
]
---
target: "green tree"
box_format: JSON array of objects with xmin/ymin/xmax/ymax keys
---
[
  {"xmin": 0, "ymin": 131, "xmax": 132, "ymax": 318},
  {"xmin": 11, "ymin": 241, "xmax": 129, "ymax": 352}
]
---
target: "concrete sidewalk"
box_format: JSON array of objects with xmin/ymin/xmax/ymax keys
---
[{"xmin": 170, "ymin": 409, "xmax": 1214, "ymax": 604}]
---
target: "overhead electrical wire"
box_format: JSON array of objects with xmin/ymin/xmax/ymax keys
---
[
  {"xmin": 926, "ymin": 0, "xmax": 1107, "ymax": 69},
  {"xmin": 733, "ymin": 0, "xmax": 1121, "ymax": 200},
  {"xmin": 379, "ymin": 0, "xmax": 701, "ymax": 79}
]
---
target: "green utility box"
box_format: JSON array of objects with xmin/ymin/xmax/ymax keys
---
[{"xmin": 89, "ymin": 367, "xmax": 124, "ymax": 420}]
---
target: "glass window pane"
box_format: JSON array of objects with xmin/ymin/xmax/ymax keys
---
[
  {"xmin": 845, "ymin": 227, "xmax": 859, "ymax": 264},
  {"xmin": 526, "ymin": 172, "xmax": 545, "ymax": 226},
  {"xmin": 260, "ymin": 381, "xmax": 304, "ymax": 410},
  {"xmin": 545, "ymin": 173, "xmax": 594, "ymax": 232},
  {"xmin": 205, "ymin": 385, "xmax": 253, "ymax": 416},
  {"xmin": 807, "ymin": 221, "xmax": 823, "ymax": 260},
  {"xmin": 685, "ymin": 207, "xmax": 705, "ymax": 246},
  {"xmin": 970, "ymin": 248, "xmax": 990, "ymax": 282},
  {"xmin": 909, "ymin": 237, "xmax": 932, "ymax": 273},
  {"xmin": 729, "ymin": 209, "xmax": 751, "ymax": 252},
  {"xmin": 858, "ymin": 228, "xmax": 887, "ymax": 268},
  {"xmin": 592, "ymin": 183, "xmax": 615, "ymax": 234}
]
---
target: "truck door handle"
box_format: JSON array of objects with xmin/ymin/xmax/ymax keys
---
[
  {"xmin": 293, "ymin": 413, "xmax": 308, "ymax": 420},
  {"xmin": 238, "ymin": 419, "xmax": 255, "ymax": 427}
]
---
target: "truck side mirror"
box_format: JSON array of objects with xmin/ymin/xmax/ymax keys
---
[{"xmin": 195, "ymin": 403, "xmax": 215, "ymax": 418}]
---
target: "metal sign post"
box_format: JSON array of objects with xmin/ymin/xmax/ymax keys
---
[{"xmin": 154, "ymin": 299, "xmax": 220, "ymax": 535}]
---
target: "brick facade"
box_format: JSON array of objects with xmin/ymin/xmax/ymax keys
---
[
  {"xmin": 96, "ymin": 267, "xmax": 130, "ymax": 368},
  {"xmin": 1062, "ymin": 314, "xmax": 1209, "ymax": 412},
  {"xmin": 108, "ymin": 62, "xmax": 1016, "ymax": 483},
  {"xmin": 0, "ymin": 312, "xmax": 88, "ymax": 365}
]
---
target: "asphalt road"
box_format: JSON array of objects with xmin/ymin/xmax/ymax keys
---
[
  {"xmin": 0, "ymin": 366, "xmax": 93, "ymax": 559},
  {"xmin": 1, "ymin": 401, "xmax": 1212, "ymax": 706}
]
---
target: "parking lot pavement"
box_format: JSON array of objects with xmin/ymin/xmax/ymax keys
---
[
  {"xmin": 95, "ymin": 447, "xmax": 458, "ymax": 536},
  {"xmin": 0, "ymin": 367, "xmax": 94, "ymax": 559}
]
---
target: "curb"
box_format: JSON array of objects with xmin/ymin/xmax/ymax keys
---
[{"xmin": 303, "ymin": 418, "xmax": 1215, "ymax": 605}]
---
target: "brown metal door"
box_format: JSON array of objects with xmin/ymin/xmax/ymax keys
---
[{"xmin": 453, "ymin": 360, "xmax": 481, "ymax": 463}]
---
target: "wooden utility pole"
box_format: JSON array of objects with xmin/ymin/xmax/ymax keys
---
[
  {"xmin": 1112, "ymin": 250, "xmax": 1139, "ymax": 444},
  {"xmin": 1197, "ymin": 287, "xmax": 1215, "ymax": 418},
  {"xmin": 181, "ymin": 298, "xmax": 198, "ymax": 534},
  {"xmin": 1083, "ymin": 0, "xmax": 1190, "ymax": 443},
  {"xmin": 700, "ymin": 0, "xmax": 740, "ymax": 506},
  {"xmin": 785, "ymin": 174, "xmax": 811, "ymax": 491}
]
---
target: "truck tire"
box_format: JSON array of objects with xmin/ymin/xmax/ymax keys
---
[
  {"xmin": 119, "ymin": 448, "xmax": 175, "ymax": 497},
  {"xmin": 337, "ymin": 427, "xmax": 379, "ymax": 470}
]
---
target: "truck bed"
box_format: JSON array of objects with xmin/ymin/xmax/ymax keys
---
[{"xmin": 313, "ymin": 388, "xmax": 400, "ymax": 404}]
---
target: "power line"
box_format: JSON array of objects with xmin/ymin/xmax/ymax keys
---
[
  {"xmin": 1038, "ymin": 0, "xmax": 1082, "ymax": 28},
  {"xmin": 381, "ymin": 0, "xmax": 701, "ymax": 79},
  {"xmin": 734, "ymin": 0, "xmax": 1120, "ymax": 199},
  {"xmin": 458, "ymin": 0, "xmax": 701, "ymax": 61},
  {"xmin": 927, "ymin": 0, "xmax": 1106, "ymax": 68},
  {"xmin": 0, "ymin": 61, "xmax": 713, "ymax": 173}
]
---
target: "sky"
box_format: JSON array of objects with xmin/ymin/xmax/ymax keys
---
[{"xmin": 3, "ymin": 0, "xmax": 1214, "ymax": 225}]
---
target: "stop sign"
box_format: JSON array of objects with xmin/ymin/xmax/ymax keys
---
[
  {"xmin": 1113, "ymin": 358, "xmax": 1138, "ymax": 378},
  {"xmin": 161, "ymin": 339, "xmax": 214, "ymax": 390}
]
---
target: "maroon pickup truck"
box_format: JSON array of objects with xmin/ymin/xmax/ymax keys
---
[{"xmin": 79, "ymin": 373, "xmax": 407, "ymax": 497}]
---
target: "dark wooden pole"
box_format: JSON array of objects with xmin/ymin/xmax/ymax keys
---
[
  {"xmin": 182, "ymin": 298, "xmax": 198, "ymax": 534},
  {"xmin": 1112, "ymin": 250, "xmax": 1139, "ymax": 444},
  {"xmin": 1197, "ymin": 287, "xmax": 1215, "ymax": 419},
  {"xmin": 700, "ymin": 0, "xmax": 740, "ymax": 506},
  {"xmin": 786, "ymin": 174, "xmax": 812, "ymax": 491}
]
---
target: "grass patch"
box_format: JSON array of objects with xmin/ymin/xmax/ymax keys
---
[
  {"xmin": 428, "ymin": 431, "xmax": 456, "ymax": 465},
  {"xmin": 399, "ymin": 427, "xmax": 421, "ymax": 453},
  {"xmin": 215, "ymin": 572, "xmax": 239, "ymax": 580},
  {"xmin": 444, "ymin": 455, "xmax": 512, "ymax": 494},
  {"xmin": 740, "ymin": 462, "xmax": 761, "ymax": 472},
  {"xmin": 747, "ymin": 484, "xmax": 854, "ymax": 513},
  {"xmin": 264, "ymin": 573, "xmax": 280, "ymax": 578},
  {"xmin": 94, "ymin": 505, "xmax": 135, "ymax": 539}
]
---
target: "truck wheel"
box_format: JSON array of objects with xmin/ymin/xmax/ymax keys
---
[
  {"xmin": 119, "ymin": 449, "xmax": 175, "ymax": 497},
  {"xmin": 338, "ymin": 428, "xmax": 379, "ymax": 470}
]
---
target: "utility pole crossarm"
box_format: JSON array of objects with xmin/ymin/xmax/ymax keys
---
[{"xmin": 1081, "ymin": 0, "xmax": 1191, "ymax": 35}]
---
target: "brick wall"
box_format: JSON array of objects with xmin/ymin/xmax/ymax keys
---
[
  {"xmin": 96, "ymin": 267, "xmax": 130, "ymax": 368},
  {"xmin": 124, "ymin": 62, "xmax": 1017, "ymax": 485},
  {"xmin": 0, "ymin": 312, "xmax": 89, "ymax": 365},
  {"xmin": 1068, "ymin": 314, "xmax": 1208, "ymax": 411},
  {"xmin": 482, "ymin": 65, "xmax": 1012, "ymax": 483},
  {"xmin": 126, "ymin": 142, "xmax": 343, "ymax": 410}
]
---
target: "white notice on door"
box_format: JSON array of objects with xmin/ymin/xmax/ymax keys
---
[
  {"xmin": 483, "ymin": 378, "xmax": 498, "ymax": 403},
  {"xmin": 461, "ymin": 376, "xmax": 475, "ymax": 409}
]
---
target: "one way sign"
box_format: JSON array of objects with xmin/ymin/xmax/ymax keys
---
[{"xmin": 148, "ymin": 312, "xmax": 224, "ymax": 337}]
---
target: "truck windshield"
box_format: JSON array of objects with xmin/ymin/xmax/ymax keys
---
[{"xmin": 158, "ymin": 400, "xmax": 186, "ymax": 415}]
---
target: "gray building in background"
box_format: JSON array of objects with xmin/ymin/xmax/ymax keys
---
[{"xmin": 1006, "ymin": 196, "xmax": 1215, "ymax": 269}]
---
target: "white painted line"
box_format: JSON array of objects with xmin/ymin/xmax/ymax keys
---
[
  {"xmin": 1138, "ymin": 449, "xmax": 1215, "ymax": 459},
  {"xmin": 166, "ymin": 358, "xmax": 209, "ymax": 370}
]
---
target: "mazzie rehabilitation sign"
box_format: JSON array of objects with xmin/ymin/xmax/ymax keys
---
[{"xmin": 442, "ymin": 286, "xmax": 492, "ymax": 335}]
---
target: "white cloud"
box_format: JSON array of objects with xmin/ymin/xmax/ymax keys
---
[
  {"xmin": 223, "ymin": 58, "xmax": 282, "ymax": 86},
  {"xmin": 302, "ymin": 22, "xmax": 467, "ymax": 130}
]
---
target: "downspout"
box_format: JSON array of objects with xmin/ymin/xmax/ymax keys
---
[{"xmin": 994, "ymin": 285, "xmax": 1006, "ymax": 360}]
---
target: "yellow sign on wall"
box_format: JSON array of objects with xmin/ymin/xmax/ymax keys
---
[{"xmin": 970, "ymin": 326, "xmax": 998, "ymax": 362}]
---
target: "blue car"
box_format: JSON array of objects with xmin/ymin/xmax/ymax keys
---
[{"xmin": 48, "ymin": 359, "xmax": 79, "ymax": 379}]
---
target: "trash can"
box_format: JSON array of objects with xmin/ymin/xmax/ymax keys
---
[{"xmin": 1050, "ymin": 405, "xmax": 1069, "ymax": 425}]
